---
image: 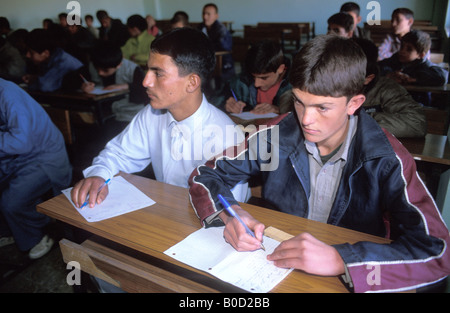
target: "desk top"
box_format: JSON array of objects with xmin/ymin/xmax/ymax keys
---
[
  {"xmin": 28, "ymin": 88, "xmax": 129, "ymax": 102},
  {"xmin": 37, "ymin": 173, "xmax": 389, "ymax": 293},
  {"xmin": 401, "ymin": 134, "xmax": 450, "ymax": 166}
]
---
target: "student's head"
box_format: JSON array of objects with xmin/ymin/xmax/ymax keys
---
[
  {"xmin": 85, "ymin": 15, "xmax": 94, "ymax": 26},
  {"xmin": 25, "ymin": 29, "xmax": 56, "ymax": 65},
  {"xmin": 290, "ymin": 35, "xmax": 366, "ymax": 150},
  {"xmin": 353, "ymin": 38, "xmax": 380, "ymax": 87},
  {"xmin": 392, "ymin": 8, "xmax": 414, "ymax": 37},
  {"xmin": 327, "ymin": 13, "xmax": 354, "ymax": 38},
  {"xmin": 143, "ymin": 27, "xmax": 215, "ymax": 110},
  {"xmin": 91, "ymin": 42, "xmax": 123, "ymax": 77},
  {"xmin": 96, "ymin": 10, "xmax": 111, "ymax": 28},
  {"xmin": 126, "ymin": 14, "xmax": 147, "ymax": 37},
  {"xmin": 0, "ymin": 17, "xmax": 11, "ymax": 35},
  {"xmin": 399, "ymin": 30, "xmax": 431, "ymax": 63},
  {"xmin": 245, "ymin": 40, "xmax": 286, "ymax": 91},
  {"xmin": 340, "ymin": 2, "xmax": 362, "ymax": 30},
  {"xmin": 171, "ymin": 11, "xmax": 190, "ymax": 29},
  {"xmin": 58, "ymin": 13, "xmax": 68, "ymax": 27},
  {"xmin": 202, "ymin": 3, "xmax": 219, "ymax": 27}
]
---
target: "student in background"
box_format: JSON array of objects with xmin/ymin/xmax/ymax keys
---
[
  {"xmin": 188, "ymin": 35, "xmax": 450, "ymax": 293},
  {"xmin": 146, "ymin": 15, "xmax": 161, "ymax": 37},
  {"xmin": 58, "ymin": 13, "xmax": 68, "ymax": 28},
  {"xmin": 71, "ymin": 27, "xmax": 248, "ymax": 213},
  {"xmin": 85, "ymin": 14, "xmax": 99, "ymax": 39},
  {"xmin": 66, "ymin": 15, "xmax": 97, "ymax": 65},
  {"xmin": 0, "ymin": 36, "xmax": 26, "ymax": 83},
  {"xmin": 355, "ymin": 38, "xmax": 426, "ymax": 138},
  {"xmin": 340, "ymin": 2, "xmax": 371, "ymax": 40},
  {"xmin": 221, "ymin": 40, "xmax": 292, "ymax": 115},
  {"xmin": 0, "ymin": 78, "xmax": 72, "ymax": 259},
  {"xmin": 121, "ymin": 14, "xmax": 155, "ymax": 67},
  {"xmin": 0, "ymin": 17, "xmax": 12, "ymax": 38},
  {"xmin": 327, "ymin": 12, "xmax": 354, "ymax": 38},
  {"xmin": 198, "ymin": 3, "xmax": 234, "ymax": 83},
  {"xmin": 81, "ymin": 42, "xmax": 147, "ymax": 125},
  {"xmin": 170, "ymin": 11, "xmax": 190, "ymax": 29},
  {"xmin": 378, "ymin": 30, "xmax": 447, "ymax": 105},
  {"xmin": 22, "ymin": 28, "xmax": 83, "ymax": 92},
  {"xmin": 96, "ymin": 10, "xmax": 130, "ymax": 48},
  {"xmin": 378, "ymin": 8, "xmax": 415, "ymax": 61}
]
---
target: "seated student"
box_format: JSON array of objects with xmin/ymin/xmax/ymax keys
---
[
  {"xmin": 327, "ymin": 12, "xmax": 354, "ymax": 38},
  {"xmin": 0, "ymin": 78, "xmax": 72, "ymax": 259},
  {"xmin": 170, "ymin": 11, "xmax": 190, "ymax": 29},
  {"xmin": 198, "ymin": 3, "xmax": 234, "ymax": 82},
  {"xmin": 188, "ymin": 35, "xmax": 450, "ymax": 293},
  {"xmin": 121, "ymin": 14, "xmax": 155, "ymax": 67},
  {"xmin": 0, "ymin": 36, "xmax": 26, "ymax": 83},
  {"xmin": 378, "ymin": 30, "xmax": 447, "ymax": 105},
  {"xmin": 378, "ymin": 8, "xmax": 424, "ymax": 61},
  {"xmin": 85, "ymin": 14, "xmax": 99, "ymax": 38},
  {"xmin": 81, "ymin": 42, "xmax": 147, "ymax": 124},
  {"xmin": 22, "ymin": 28, "xmax": 84, "ymax": 92},
  {"xmin": 220, "ymin": 40, "xmax": 292, "ymax": 115},
  {"xmin": 340, "ymin": 2, "xmax": 371, "ymax": 40},
  {"xmin": 96, "ymin": 10, "xmax": 130, "ymax": 48},
  {"xmin": 355, "ymin": 38, "xmax": 426, "ymax": 138},
  {"xmin": 146, "ymin": 15, "xmax": 161, "ymax": 37},
  {"xmin": 66, "ymin": 15, "xmax": 97, "ymax": 65},
  {"xmin": 71, "ymin": 28, "xmax": 249, "ymax": 212},
  {"xmin": 0, "ymin": 17, "xmax": 13, "ymax": 38}
]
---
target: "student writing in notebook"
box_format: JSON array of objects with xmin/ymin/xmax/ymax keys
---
[
  {"xmin": 188, "ymin": 35, "xmax": 450, "ymax": 293},
  {"xmin": 71, "ymin": 27, "xmax": 249, "ymax": 211},
  {"xmin": 221, "ymin": 40, "xmax": 292, "ymax": 115}
]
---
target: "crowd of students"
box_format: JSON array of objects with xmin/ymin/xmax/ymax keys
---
[{"xmin": 1, "ymin": 2, "xmax": 450, "ymax": 293}]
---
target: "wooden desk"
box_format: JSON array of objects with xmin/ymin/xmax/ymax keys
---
[
  {"xmin": 28, "ymin": 89, "xmax": 129, "ymax": 125},
  {"xmin": 401, "ymin": 134, "xmax": 450, "ymax": 166},
  {"xmin": 37, "ymin": 173, "xmax": 389, "ymax": 293},
  {"xmin": 404, "ymin": 84, "xmax": 450, "ymax": 95}
]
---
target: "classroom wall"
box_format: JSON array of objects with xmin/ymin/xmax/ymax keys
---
[{"xmin": 146, "ymin": 0, "xmax": 448, "ymax": 36}]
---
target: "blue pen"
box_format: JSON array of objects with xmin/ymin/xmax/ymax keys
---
[
  {"xmin": 80, "ymin": 178, "xmax": 111, "ymax": 209},
  {"xmin": 218, "ymin": 194, "xmax": 265, "ymax": 251},
  {"xmin": 230, "ymin": 88, "xmax": 238, "ymax": 101}
]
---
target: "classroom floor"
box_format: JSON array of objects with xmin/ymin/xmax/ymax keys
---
[{"xmin": 1, "ymin": 110, "xmax": 450, "ymax": 293}]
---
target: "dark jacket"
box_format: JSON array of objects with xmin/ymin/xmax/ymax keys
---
[{"xmin": 189, "ymin": 110, "xmax": 450, "ymax": 292}]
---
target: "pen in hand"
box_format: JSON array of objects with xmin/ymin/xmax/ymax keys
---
[
  {"xmin": 218, "ymin": 194, "xmax": 265, "ymax": 251},
  {"xmin": 230, "ymin": 89, "xmax": 245, "ymax": 113},
  {"xmin": 80, "ymin": 178, "xmax": 111, "ymax": 209}
]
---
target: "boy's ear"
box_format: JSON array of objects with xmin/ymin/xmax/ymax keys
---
[
  {"xmin": 186, "ymin": 73, "xmax": 201, "ymax": 93},
  {"xmin": 347, "ymin": 94, "xmax": 366, "ymax": 115}
]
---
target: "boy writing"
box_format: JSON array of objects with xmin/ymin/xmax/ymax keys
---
[
  {"xmin": 189, "ymin": 35, "xmax": 450, "ymax": 292},
  {"xmin": 71, "ymin": 28, "xmax": 248, "ymax": 211},
  {"xmin": 222, "ymin": 40, "xmax": 292, "ymax": 115}
]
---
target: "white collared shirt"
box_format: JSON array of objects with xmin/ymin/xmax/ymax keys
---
[{"xmin": 84, "ymin": 95, "xmax": 249, "ymax": 200}]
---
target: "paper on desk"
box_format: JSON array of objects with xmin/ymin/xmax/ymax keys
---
[
  {"xmin": 231, "ymin": 112, "xmax": 278, "ymax": 121},
  {"xmin": 61, "ymin": 176, "xmax": 155, "ymax": 222},
  {"xmin": 88, "ymin": 87, "xmax": 121, "ymax": 95},
  {"xmin": 164, "ymin": 226, "xmax": 293, "ymax": 293}
]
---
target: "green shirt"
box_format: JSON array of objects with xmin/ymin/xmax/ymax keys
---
[{"xmin": 121, "ymin": 31, "xmax": 155, "ymax": 66}]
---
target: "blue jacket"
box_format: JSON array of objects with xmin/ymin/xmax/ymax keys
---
[{"xmin": 189, "ymin": 110, "xmax": 450, "ymax": 292}]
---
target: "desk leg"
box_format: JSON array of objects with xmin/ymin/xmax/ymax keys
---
[{"xmin": 436, "ymin": 169, "xmax": 450, "ymax": 227}]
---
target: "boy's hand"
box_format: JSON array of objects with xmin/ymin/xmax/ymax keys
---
[
  {"xmin": 251, "ymin": 103, "xmax": 280, "ymax": 115},
  {"xmin": 81, "ymin": 82, "xmax": 95, "ymax": 93},
  {"xmin": 71, "ymin": 176, "xmax": 109, "ymax": 208},
  {"xmin": 219, "ymin": 206, "xmax": 265, "ymax": 251},
  {"xmin": 267, "ymin": 232, "xmax": 345, "ymax": 276},
  {"xmin": 225, "ymin": 97, "xmax": 246, "ymax": 114}
]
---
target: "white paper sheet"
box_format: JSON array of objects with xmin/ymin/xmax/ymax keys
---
[
  {"xmin": 231, "ymin": 112, "xmax": 278, "ymax": 121},
  {"xmin": 62, "ymin": 176, "xmax": 155, "ymax": 222},
  {"xmin": 164, "ymin": 226, "xmax": 293, "ymax": 293}
]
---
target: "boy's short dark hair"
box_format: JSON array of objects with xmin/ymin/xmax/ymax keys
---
[
  {"xmin": 170, "ymin": 11, "xmax": 189, "ymax": 27},
  {"xmin": 392, "ymin": 8, "xmax": 414, "ymax": 20},
  {"xmin": 96, "ymin": 10, "xmax": 109, "ymax": 21},
  {"xmin": 340, "ymin": 2, "xmax": 361, "ymax": 15},
  {"xmin": 26, "ymin": 28, "xmax": 56, "ymax": 53},
  {"xmin": 126, "ymin": 14, "xmax": 147, "ymax": 31},
  {"xmin": 203, "ymin": 3, "xmax": 219, "ymax": 13},
  {"xmin": 401, "ymin": 29, "xmax": 431, "ymax": 55},
  {"xmin": 245, "ymin": 40, "xmax": 284, "ymax": 75},
  {"xmin": 290, "ymin": 35, "xmax": 366, "ymax": 99},
  {"xmin": 91, "ymin": 42, "xmax": 123, "ymax": 69},
  {"xmin": 150, "ymin": 27, "xmax": 215, "ymax": 90},
  {"xmin": 328, "ymin": 12, "xmax": 355, "ymax": 33}
]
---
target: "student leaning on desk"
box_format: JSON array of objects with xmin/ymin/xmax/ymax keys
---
[{"xmin": 188, "ymin": 35, "xmax": 450, "ymax": 293}]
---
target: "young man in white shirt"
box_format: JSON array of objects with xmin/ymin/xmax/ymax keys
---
[{"xmin": 71, "ymin": 27, "xmax": 248, "ymax": 208}]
